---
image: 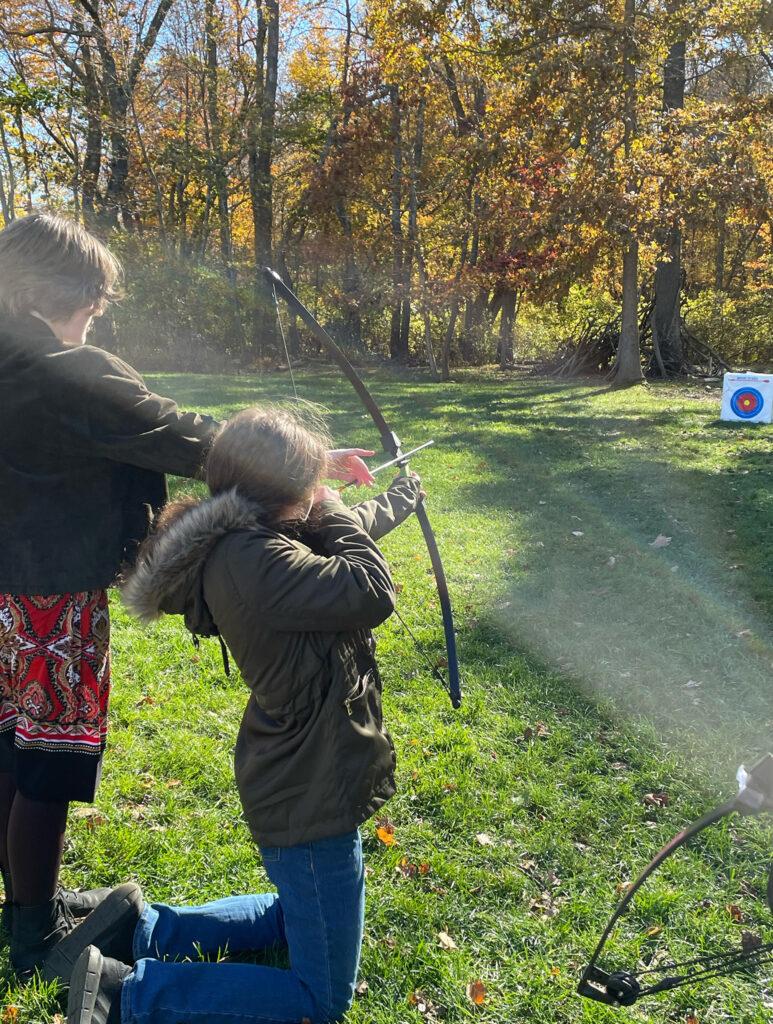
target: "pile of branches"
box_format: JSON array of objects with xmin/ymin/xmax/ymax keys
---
[{"xmin": 544, "ymin": 299, "xmax": 731, "ymax": 379}]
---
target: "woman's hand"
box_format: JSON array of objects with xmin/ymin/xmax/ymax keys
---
[{"xmin": 326, "ymin": 448, "xmax": 376, "ymax": 486}]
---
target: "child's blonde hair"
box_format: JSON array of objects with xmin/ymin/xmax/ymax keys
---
[
  {"xmin": 0, "ymin": 212, "xmax": 123, "ymax": 319},
  {"xmin": 206, "ymin": 405, "xmax": 331, "ymax": 519}
]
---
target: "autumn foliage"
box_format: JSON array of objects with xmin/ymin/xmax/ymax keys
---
[{"xmin": 0, "ymin": 0, "xmax": 769, "ymax": 373}]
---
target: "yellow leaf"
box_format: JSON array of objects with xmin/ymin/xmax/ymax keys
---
[
  {"xmin": 438, "ymin": 930, "xmax": 457, "ymax": 950},
  {"xmin": 2, "ymin": 1007, "xmax": 19, "ymax": 1023}
]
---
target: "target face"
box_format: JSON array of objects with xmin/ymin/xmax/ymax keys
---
[{"xmin": 730, "ymin": 387, "xmax": 765, "ymax": 419}]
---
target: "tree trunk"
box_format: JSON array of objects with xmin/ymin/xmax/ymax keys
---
[
  {"xmin": 499, "ymin": 289, "xmax": 518, "ymax": 369},
  {"xmin": 651, "ymin": 25, "xmax": 686, "ymax": 375},
  {"xmin": 248, "ymin": 0, "xmax": 279, "ymax": 354},
  {"xmin": 389, "ymin": 85, "xmax": 406, "ymax": 362},
  {"xmin": 715, "ymin": 204, "xmax": 726, "ymax": 290},
  {"xmin": 613, "ymin": 0, "xmax": 644, "ymax": 386},
  {"xmin": 441, "ymin": 298, "xmax": 461, "ymax": 381},
  {"xmin": 79, "ymin": 29, "xmax": 103, "ymax": 228},
  {"xmin": 616, "ymin": 240, "xmax": 642, "ymax": 383},
  {"xmin": 14, "ymin": 111, "xmax": 34, "ymax": 214},
  {"xmin": 205, "ymin": 0, "xmax": 232, "ymax": 274},
  {"xmin": 0, "ymin": 116, "xmax": 16, "ymax": 221}
]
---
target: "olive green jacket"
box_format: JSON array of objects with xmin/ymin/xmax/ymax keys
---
[{"xmin": 123, "ymin": 478, "xmax": 421, "ymax": 846}]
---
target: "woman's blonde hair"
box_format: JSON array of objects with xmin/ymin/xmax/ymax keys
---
[{"xmin": 0, "ymin": 212, "xmax": 123, "ymax": 319}]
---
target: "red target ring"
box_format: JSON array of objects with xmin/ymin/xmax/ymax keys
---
[{"xmin": 730, "ymin": 387, "xmax": 764, "ymax": 419}]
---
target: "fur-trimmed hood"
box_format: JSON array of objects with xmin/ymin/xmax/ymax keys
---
[{"xmin": 122, "ymin": 488, "xmax": 265, "ymax": 635}]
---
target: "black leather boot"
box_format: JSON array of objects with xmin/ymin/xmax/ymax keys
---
[
  {"xmin": 1, "ymin": 864, "xmax": 12, "ymax": 936},
  {"xmin": 10, "ymin": 889, "xmax": 75, "ymax": 977},
  {"xmin": 1, "ymin": 880, "xmax": 112, "ymax": 941},
  {"xmin": 62, "ymin": 886, "xmax": 115, "ymax": 918},
  {"xmin": 67, "ymin": 945, "xmax": 130, "ymax": 1024},
  {"xmin": 42, "ymin": 882, "xmax": 143, "ymax": 985}
]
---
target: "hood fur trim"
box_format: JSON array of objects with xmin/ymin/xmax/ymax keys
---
[{"xmin": 122, "ymin": 489, "xmax": 264, "ymax": 623}]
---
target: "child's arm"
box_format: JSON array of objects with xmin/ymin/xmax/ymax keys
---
[
  {"xmin": 48, "ymin": 345, "xmax": 218, "ymax": 479},
  {"xmin": 348, "ymin": 475, "xmax": 422, "ymax": 541},
  {"xmin": 217, "ymin": 503, "xmax": 397, "ymax": 632}
]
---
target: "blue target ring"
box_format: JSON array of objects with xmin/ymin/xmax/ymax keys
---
[{"xmin": 730, "ymin": 387, "xmax": 764, "ymax": 419}]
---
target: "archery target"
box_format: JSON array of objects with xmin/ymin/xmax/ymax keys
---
[{"xmin": 721, "ymin": 373, "xmax": 773, "ymax": 424}]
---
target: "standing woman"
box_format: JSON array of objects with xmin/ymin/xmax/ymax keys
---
[
  {"xmin": 0, "ymin": 212, "xmax": 375, "ymax": 978},
  {"xmin": 0, "ymin": 213, "xmax": 220, "ymax": 976}
]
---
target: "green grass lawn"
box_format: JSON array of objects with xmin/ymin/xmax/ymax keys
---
[{"xmin": 3, "ymin": 370, "xmax": 773, "ymax": 1023}]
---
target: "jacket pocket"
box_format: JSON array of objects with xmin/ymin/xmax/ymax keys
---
[{"xmin": 343, "ymin": 671, "xmax": 373, "ymax": 717}]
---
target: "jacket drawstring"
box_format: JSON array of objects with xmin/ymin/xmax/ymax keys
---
[{"xmin": 190, "ymin": 632, "xmax": 230, "ymax": 677}]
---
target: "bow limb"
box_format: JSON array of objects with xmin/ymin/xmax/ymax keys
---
[{"xmin": 263, "ymin": 267, "xmax": 462, "ymax": 709}]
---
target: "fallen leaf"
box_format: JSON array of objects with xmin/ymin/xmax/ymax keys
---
[
  {"xmin": 408, "ymin": 990, "xmax": 440, "ymax": 1017},
  {"xmin": 376, "ymin": 820, "xmax": 396, "ymax": 846},
  {"xmin": 726, "ymin": 903, "xmax": 744, "ymax": 923},
  {"xmin": 550, "ymin": 966, "xmax": 561, "ymax": 977},
  {"xmin": 643, "ymin": 791, "xmax": 669, "ymax": 808},
  {"xmin": 466, "ymin": 980, "xmax": 487, "ymax": 1006},
  {"xmin": 606, "ymin": 556, "xmax": 616, "ymax": 568},
  {"xmin": 396, "ymin": 857, "xmax": 417, "ymax": 878},
  {"xmin": 649, "ymin": 534, "xmax": 672, "ymax": 548},
  {"xmin": 135, "ymin": 694, "xmax": 156, "ymax": 706},
  {"xmin": 2, "ymin": 1008, "xmax": 19, "ymax": 1024},
  {"xmin": 475, "ymin": 832, "xmax": 494, "ymax": 846},
  {"xmin": 645, "ymin": 925, "xmax": 662, "ymax": 937},
  {"xmin": 438, "ymin": 930, "xmax": 458, "ymax": 950},
  {"xmin": 72, "ymin": 807, "xmax": 106, "ymax": 830},
  {"xmin": 355, "ymin": 979, "xmax": 369, "ymax": 997},
  {"xmin": 572, "ymin": 530, "xmax": 584, "ymax": 537},
  {"xmin": 418, "ymin": 862, "xmax": 430, "ymax": 875},
  {"xmin": 165, "ymin": 779, "xmax": 182, "ymax": 788}
]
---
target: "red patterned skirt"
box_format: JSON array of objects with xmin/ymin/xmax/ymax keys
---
[{"xmin": 0, "ymin": 592, "xmax": 110, "ymax": 802}]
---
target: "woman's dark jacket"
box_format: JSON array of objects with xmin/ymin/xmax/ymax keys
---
[
  {"xmin": 122, "ymin": 479, "xmax": 421, "ymax": 847},
  {"xmin": 0, "ymin": 314, "xmax": 218, "ymax": 594}
]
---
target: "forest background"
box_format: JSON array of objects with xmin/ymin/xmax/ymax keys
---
[{"xmin": 0, "ymin": 0, "xmax": 770, "ymax": 382}]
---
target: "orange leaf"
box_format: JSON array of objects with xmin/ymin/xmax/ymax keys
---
[
  {"xmin": 466, "ymin": 980, "xmax": 487, "ymax": 1005},
  {"xmin": 376, "ymin": 822, "xmax": 396, "ymax": 846},
  {"xmin": 2, "ymin": 1008, "xmax": 19, "ymax": 1024}
]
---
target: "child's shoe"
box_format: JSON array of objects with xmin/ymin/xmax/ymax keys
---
[
  {"xmin": 62, "ymin": 886, "xmax": 115, "ymax": 918},
  {"xmin": 42, "ymin": 882, "xmax": 143, "ymax": 984},
  {"xmin": 67, "ymin": 945, "xmax": 130, "ymax": 1024}
]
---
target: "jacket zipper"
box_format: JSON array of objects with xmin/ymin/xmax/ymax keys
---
[{"xmin": 344, "ymin": 672, "xmax": 371, "ymax": 716}]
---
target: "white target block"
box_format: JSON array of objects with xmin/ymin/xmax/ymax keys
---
[{"xmin": 720, "ymin": 372, "xmax": 773, "ymax": 424}]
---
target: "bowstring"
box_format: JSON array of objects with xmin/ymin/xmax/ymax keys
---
[
  {"xmin": 272, "ymin": 282, "xmax": 298, "ymax": 402},
  {"xmin": 393, "ymin": 607, "xmax": 450, "ymax": 694}
]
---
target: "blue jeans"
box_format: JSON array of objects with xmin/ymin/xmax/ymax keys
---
[{"xmin": 121, "ymin": 830, "xmax": 365, "ymax": 1024}]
